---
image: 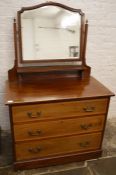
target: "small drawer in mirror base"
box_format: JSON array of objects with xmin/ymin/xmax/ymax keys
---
[{"xmin": 14, "ymin": 149, "xmax": 102, "ymax": 170}]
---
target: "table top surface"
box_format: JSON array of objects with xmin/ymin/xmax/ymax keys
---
[{"xmin": 5, "ymin": 76, "xmax": 114, "ymax": 105}]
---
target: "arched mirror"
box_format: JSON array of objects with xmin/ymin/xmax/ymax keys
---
[
  {"xmin": 17, "ymin": 2, "xmax": 86, "ymax": 64},
  {"xmin": 8, "ymin": 2, "xmax": 90, "ymax": 80}
]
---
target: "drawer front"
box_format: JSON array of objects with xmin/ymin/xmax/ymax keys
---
[
  {"xmin": 14, "ymin": 115, "xmax": 105, "ymax": 141},
  {"xmin": 15, "ymin": 132, "xmax": 102, "ymax": 161},
  {"xmin": 12, "ymin": 98, "xmax": 108, "ymax": 123}
]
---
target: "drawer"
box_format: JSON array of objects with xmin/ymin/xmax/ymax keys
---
[
  {"xmin": 14, "ymin": 115, "xmax": 105, "ymax": 141},
  {"xmin": 15, "ymin": 132, "xmax": 102, "ymax": 161},
  {"xmin": 12, "ymin": 98, "xmax": 108, "ymax": 123}
]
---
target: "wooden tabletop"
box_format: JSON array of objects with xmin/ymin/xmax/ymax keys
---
[{"xmin": 5, "ymin": 76, "xmax": 114, "ymax": 105}]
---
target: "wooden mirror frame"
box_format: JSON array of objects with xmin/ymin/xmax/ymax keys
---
[
  {"xmin": 18, "ymin": 2, "xmax": 86, "ymax": 64},
  {"xmin": 8, "ymin": 2, "xmax": 90, "ymax": 81}
]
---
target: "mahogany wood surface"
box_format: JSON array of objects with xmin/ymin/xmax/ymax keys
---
[
  {"xmin": 5, "ymin": 76, "xmax": 114, "ymax": 105},
  {"xmin": 14, "ymin": 149, "xmax": 102, "ymax": 170},
  {"xmin": 14, "ymin": 115, "xmax": 105, "ymax": 142},
  {"xmin": 5, "ymin": 76, "xmax": 114, "ymax": 170},
  {"xmin": 12, "ymin": 98, "xmax": 107, "ymax": 123},
  {"xmin": 17, "ymin": 65, "xmax": 86, "ymax": 73},
  {"xmin": 15, "ymin": 132, "xmax": 101, "ymax": 161}
]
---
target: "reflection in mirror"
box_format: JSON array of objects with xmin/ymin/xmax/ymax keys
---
[{"xmin": 21, "ymin": 6, "xmax": 81, "ymax": 61}]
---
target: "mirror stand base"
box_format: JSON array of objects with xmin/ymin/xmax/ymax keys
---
[{"xmin": 8, "ymin": 65, "xmax": 91, "ymax": 82}]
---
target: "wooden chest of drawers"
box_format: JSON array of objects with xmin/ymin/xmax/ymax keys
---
[{"xmin": 5, "ymin": 77, "xmax": 114, "ymax": 170}]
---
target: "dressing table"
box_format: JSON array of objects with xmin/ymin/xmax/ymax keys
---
[{"xmin": 5, "ymin": 2, "xmax": 114, "ymax": 170}]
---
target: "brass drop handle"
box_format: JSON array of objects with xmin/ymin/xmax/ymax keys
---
[
  {"xmin": 80, "ymin": 123, "xmax": 92, "ymax": 130},
  {"xmin": 28, "ymin": 147, "xmax": 41, "ymax": 153},
  {"xmin": 27, "ymin": 112, "xmax": 41, "ymax": 118},
  {"xmin": 83, "ymin": 106, "xmax": 95, "ymax": 112},
  {"xmin": 79, "ymin": 141, "xmax": 90, "ymax": 148},
  {"xmin": 28, "ymin": 130, "xmax": 42, "ymax": 136}
]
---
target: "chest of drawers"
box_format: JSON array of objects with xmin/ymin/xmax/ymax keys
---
[{"xmin": 5, "ymin": 77, "xmax": 114, "ymax": 170}]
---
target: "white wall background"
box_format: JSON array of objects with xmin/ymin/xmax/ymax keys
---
[{"xmin": 0, "ymin": 0, "xmax": 116, "ymax": 130}]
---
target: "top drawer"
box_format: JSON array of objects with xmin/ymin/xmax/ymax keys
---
[{"xmin": 12, "ymin": 98, "xmax": 108, "ymax": 123}]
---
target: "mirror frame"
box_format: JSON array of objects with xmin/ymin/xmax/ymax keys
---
[{"xmin": 17, "ymin": 2, "xmax": 86, "ymax": 64}]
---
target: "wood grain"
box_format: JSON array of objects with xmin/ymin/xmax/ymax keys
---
[
  {"xmin": 14, "ymin": 150, "xmax": 102, "ymax": 170},
  {"xmin": 12, "ymin": 98, "xmax": 108, "ymax": 123},
  {"xmin": 14, "ymin": 115, "xmax": 105, "ymax": 141},
  {"xmin": 5, "ymin": 77, "xmax": 114, "ymax": 105},
  {"xmin": 5, "ymin": 76, "xmax": 114, "ymax": 170},
  {"xmin": 15, "ymin": 132, "xmax": 102, "ymax": 161}
]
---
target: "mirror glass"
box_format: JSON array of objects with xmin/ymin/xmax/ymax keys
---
[{"xmin": 21, "ymin": 6, "xmax": 81, "ymax": 61}]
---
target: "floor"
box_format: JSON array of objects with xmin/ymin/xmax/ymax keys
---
[{"xmin": 0, "ymin": 118, "xmax": 116, "ymax": 175}]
